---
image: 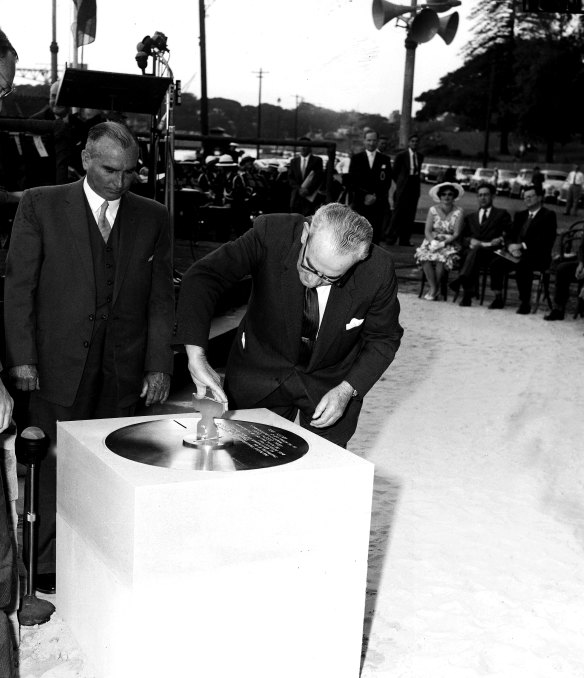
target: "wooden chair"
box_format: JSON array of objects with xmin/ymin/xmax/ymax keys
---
[{"xmin": 549, "ymin": 223, "xmax": 584, "ymax": 318}]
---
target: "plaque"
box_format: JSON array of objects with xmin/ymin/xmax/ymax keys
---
[{"xmin": 104, "ymin": 418, "xmax": 309, "ymax": 471}]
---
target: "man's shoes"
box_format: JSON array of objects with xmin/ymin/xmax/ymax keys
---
[
  {"xmin": 544, "ymin": 309, "xmax": 565, "ymax": 321},
  {"xmin": 36, "ymin": 573, "xmax": 56, "ymax": 594},
  {"xmin": 459, "ymin": 296, "xmax": 472, "ymax": 307},
  {"xmin": 516, "ymin": 302, "xmax": 531, "ymax": 315},
  {"xmin": 488, "ymin": 296, "xmax": 504, "ymax": 310}
]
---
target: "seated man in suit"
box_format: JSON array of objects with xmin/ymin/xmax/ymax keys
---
[
  {"xmin": 489, "ymin": 185, "xmax": 557, "ymax": 314},
  {"xmin": 288, "ymin": 138, "xmax": 324, "ymax": 217},
  {"xmin": 175, "ymin": 203, "xmax": 403, "ymax": 449},
  {"xmin": 453, "ymin": 182, "xmax": 511, "ymax": 307},
  {"xmin": 544, "ymin": 229, "xmax": 584, "ymax": 321}
]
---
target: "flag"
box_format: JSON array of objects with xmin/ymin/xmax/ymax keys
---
[{"xmin": 73, "ymin": 0, "xmax": 97, "ymax": 46}]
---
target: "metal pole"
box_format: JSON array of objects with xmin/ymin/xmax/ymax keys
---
[
  {"xmin": 199, "ymin": 0, "xmax": 209, "ymax": 136},
  {"xmin": 256, "ymin": 68, "xmax": 263, "ymax": 158},
  {"xmin": 72, "ymin": 1, "xmax": 78, "ymax": 68},
  {"xmin": 50, "ymin": 0, "xmax": 58, "ymax": 83},
  {"xmin": 399, "ymin": 35, "xmax": 417, "ymax": 148}
]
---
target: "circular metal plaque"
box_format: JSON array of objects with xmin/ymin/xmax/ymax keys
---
[{"xmin": 104, "ymin": 418, "xmax": 309, "ymax": 471}]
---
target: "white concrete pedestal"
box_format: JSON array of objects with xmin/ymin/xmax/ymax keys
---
[{"xmin": 56, "ymin": 409, "xmax": 374, "ymax": 678}]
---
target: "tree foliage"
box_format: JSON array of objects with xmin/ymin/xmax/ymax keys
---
[{"xmin": 415, "ymin": 0, "xmax": 584, "ymax": 159}]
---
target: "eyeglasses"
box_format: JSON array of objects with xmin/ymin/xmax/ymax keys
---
[
  {"xmin": 0, "ymin": 84, "xmax": 15, "ymax": 99},
  {"xmin": 440, "ymin": 192, "xmax": 456, "ymax": 197},
  {"xmin": 299, "ymin": 233, "xmax": 345, "ymax": 285}
]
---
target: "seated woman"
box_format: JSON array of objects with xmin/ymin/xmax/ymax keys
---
[{"xmin": 415, "ymin": 182, "xmax": 464, "ymax": 300}]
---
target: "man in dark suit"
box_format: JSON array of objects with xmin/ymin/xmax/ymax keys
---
[
  {"xmin": 175, "ymin": 203, "xmax": 403, "ymax": 448},
  {"xmin": 489, "ymin": 185, "xmax": 557, "ymax": 314},
  {"xmin": 4, "ymin": 122, "xmax": 175, "ymax": 591},
  {"xmin": 453, "ymin": 182, "xmax": 511, "ymax": 306},
  {"xmin": 348, "ymin": 130, "xmax": 392, "ymax": 245},
  {"xmin": 288, "ymin": 138, "xmax": 324, "ymax": 216},
  {"xmin": 387, "ymin": 133, "xmax": 423, "ymax": 246}
]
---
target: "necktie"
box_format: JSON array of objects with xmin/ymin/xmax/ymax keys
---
[
  {"xmin": 97, "ymin": 200, "xmax": 111, "ymax": 242},
  {"xmin": 301, "ymin": 157, "xmax": 307, "ymax": 178},
  {"xmin": 300, "ymin": 286, "xmax": 319, "ymax": 364},
  {"xmin": 411, "ymin": 151, "xmax": 417, "ymax": 175},
  {"xmin": 572, "ymin": 173, "xmax": 577, "ymax": 185}
]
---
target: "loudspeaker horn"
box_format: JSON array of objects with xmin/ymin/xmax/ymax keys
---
[
  {"xmin": 425, "ymin": 0, "xmax": 462, "ymax": 11},
  {"xmin": 409, "ymin": 7, "xmax": 440, "ymax": 43},
  {"xmin": 372, "ymin": 0, "xmax": 416, "ymax": 29},
  {"xmin": 437, "ymin": 11, "xmax": 459, "ymax": 44}
]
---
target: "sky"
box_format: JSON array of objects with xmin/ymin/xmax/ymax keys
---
[{"xmin": 3, "ymin": 0, "xmax": 473, "ymax": 116}]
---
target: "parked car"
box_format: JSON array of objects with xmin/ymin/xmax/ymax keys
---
[
  {"xmin": 420, "ymin": 163, "xmax": 447, "ymax": 183},
  {"xmin": 510, "ymin": 168, "xmax": 567, "ymax": 201},
  {"xmin": 558, "ymin": 180, "xmax": 584, "ymax": 208},
  {"xmin": 496, "ymin": 169, "xmax": 518, "ymax": 196},
  {"xmin": 469, "ymin": 167, "xmax": 497, "ymax": 191},
  {"xmin": 541, "ymin": 170, "xmax": 568, "ymax": 203},
  {"xmin": 509, "ymin": 168, "xmax": 533, "ymax": 198},
  {"xmin": 455, "ymin": 166, "xmax": 474, "ymax": 188}
]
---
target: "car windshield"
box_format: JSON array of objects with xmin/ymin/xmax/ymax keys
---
[
  {"xmin": 545, "ymin": 173, "xmax": 567, "ymax": 181},
  {"xmin": 478, "ymin": 169, "xmax": 495, "ymax": 176},
  {"xmin": 499, "ymin": 170, "xmax": 516, "ymax": 179}
]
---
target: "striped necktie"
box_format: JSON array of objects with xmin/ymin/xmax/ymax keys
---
[
  {"xmin": 97, "ymin": 200, "xmax": 111, "ymax": 242},
  {"xmin": 300, "ymin": 286, "xmax": 319, "ymax": 364}
]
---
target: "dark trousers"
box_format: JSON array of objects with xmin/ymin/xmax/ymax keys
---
[
  {"xmin": 552, "ymin": 260, "xmax": 579, "ymax": 310},
  {"xmin": 230, "ymin": 372, "xmax": 363, "ymax": 449},
  {"xmin": 458, "ymin": 247, "xmax": 498, "ymax": 294},
  {"xmin": 388, "ymin": 179, "xmax": 420, "ymax": 245},
  {"xmin": 357, "ymin": 202, "xmax": 390, "ymax": 245},
  {"xmin": 490, "ymin": 255, "xmax": 539, "ymax": 304},
  {"xmin": 0, "ymin": 474, "xmax": 16, "ymax": 677},
  {"xmin": 28, "ymin": 322, "xmax": 136, "ymax": 574}
]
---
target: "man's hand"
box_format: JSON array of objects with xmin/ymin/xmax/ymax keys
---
[
  {"xmin": 508, "ymin": 243, "xmax": 522, "ymax": 258},
  {"xmin": 310, "ymin": 381, "xmax": 354, "ymax": 429},
  {"xmin": 575, "ymin": 262, "xmax": 584, "ymax": 280},
  {"xmin": 364, "ymin": 193, "xmax": 377, "ymax": 207},
  {"xmin": 185, "ymin": 345, "xmax": 228, "ymax": 404},
  {"xmin": 0, "ymin": 378, "xmax": 14, "ymax": 433},
  {"xmin": 9, "ymin": 364, "xmax": 39, "ymax": 391},
  {"xmin": 140, "ymin": 372, "xmax": 171, "ymax": 407},
  {"xmin": 469, "ymin": 238, "xmax": 482, "ymax": 249}
]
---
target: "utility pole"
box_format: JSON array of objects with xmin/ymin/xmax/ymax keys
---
[
  {"xmin": 254, "ymin": 67, "xmax": 268, "ymax": 158},
  {"xmin": 293, "ymin": 94, "xmax": 302, "ymax": 154},
  {"xmin": 199, "ymin": 0, "xmax": 209, "ymax": 136}
]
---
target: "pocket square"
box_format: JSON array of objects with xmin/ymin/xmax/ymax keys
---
[
  {"xmin": 147, "ymin": 255, "xmax": 154, "ymax": 262},
  {"xmin": 346, "ymin": 317, "xmax": 364, "ymax": 330}
]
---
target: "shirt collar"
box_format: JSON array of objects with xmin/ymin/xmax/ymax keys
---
[{"xmin": 83, "ymin": 178, "xmax": 122, "ymax": 220}]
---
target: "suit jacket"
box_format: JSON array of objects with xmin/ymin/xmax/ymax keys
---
[
  {"xmin": 4, "ymin": 179, "xmax": 175, "ymax": 407},
  {"xmin": 507, "ymin": 206, "xmax": 557, "ymax": 270},
  {"xmin": 462, "ymin": 206, "xmax": 511, "ymax": 246},
  {"xmin": 288, "ymin": 154, "xmax": 324, "ymax": 213},
  {"xmin": 348, "ymin": 151, "xmax": 392, "ymax": 211},
  {"xmin": 392, "ymin": 149, "xmax": 423, "ymax": 199},
  {"xmin": 175, "ymin": 213, "xmax": 403, "ymax": 409}
]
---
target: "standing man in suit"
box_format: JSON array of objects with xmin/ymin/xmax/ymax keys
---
[
  {"xmin": 0, "ymin": 27, "xmax": 17, "ymax": 677},
  {"xmin": 288, "ymin": 138, "xmax": 324, "ymax": 216},
  {"xmin": 4, "ymin": 122, "xmax": 175, "ymax": 592},
  {"xmin": 489, "ymin": 185, "xmax": 557, "ymax": 314},
  {"xmin": 348, "ymin": 130, "xmax": 392, "ymax": 245},
  {"xmin": 175, "ymin": 203, "xmax": 403, "ymax": 449},
  {"xmin": 453, "ymin": 183, "xmax": 511, "ymax": 307},
  {"xmin": 387, "ymin": 133, "xmax": 423, "ymax": 246}
]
